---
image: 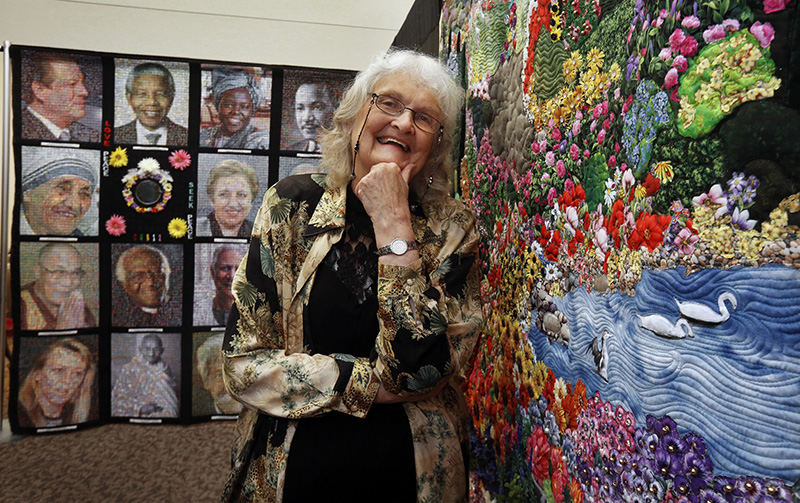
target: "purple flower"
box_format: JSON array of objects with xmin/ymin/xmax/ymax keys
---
[
  {"xmin": 673, "ymin": 475, "xmax": 693, "ymax": 498},
  {"xmin": 627, "ymin": 54, "xmax": 640, "ymax": 80},
  {"xmin": 648, "ymin": 414, "xmax": 678, "ymax": 437},
  {"xmin": 683, "ymin": 450, "xmax": 713, "ymax": 492},
  {"xmin": 762, "ymin": 478, "xmax": 791, "ymax": 501},
  {"xmin": 660, "ymin": 432, "xmax": 688, "ymax": 457},
  {"xmin": 713, "ymin": 475, "xmax": 743, "ymax": 500},
  {"xmin": 682, "ymin": 432, "xmax": 709, "ymax": 456},
  {"xmin": 654, "ymin": 446, "xmax": 682, "ymax": 478},
  {"xmin": 731, "ymin": 207, "xmax": 757, "ymax": 230},
  {"xmin": 727, "ymin": 171, "xmax": 747, "ymax": 192},
  {"xmin": 698, "ymin": 489, "xmax": 728, "ymax": 503},
  {"xmin": 735, "ymin": 476, "xmax": 764, "ymax": 501}
]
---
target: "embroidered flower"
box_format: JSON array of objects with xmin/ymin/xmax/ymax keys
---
[
  {"xmin": 168, "ymin": 149, "xmax": 192, "ymax": 170},
  {"xmin": 138, "ymin": 157, "xmax": 161, "ymax": 174},
  {"xmin": 763, "ymin": 0, "xmax": 788, "ymax": 13},
  {"xmin": 167, "ymin": 218, "xmax": 188, "ymax": 238},
  {"xmin": 750, "ymin": 21, "xmax": 775, "ymax": 48},
  {"xmin": 108, "ymin": 147, "xmax": 128, "ymax": 168},
  {"xmin": 105, "ymin": 214, "xmax": 126, "ymax": 236}
]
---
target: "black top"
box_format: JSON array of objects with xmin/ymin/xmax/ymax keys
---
[{"xmin": 282, "ymin": 185, "xmax": 416, "ymax": 502}]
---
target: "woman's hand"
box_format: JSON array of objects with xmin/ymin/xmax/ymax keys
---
[
  {"xmin": 353, "ymin": 162, "xmax": 415, "ymax": 234},
  {"xmin": 373, "ymin": 379, "xmax": 448, "ymax": 404}
]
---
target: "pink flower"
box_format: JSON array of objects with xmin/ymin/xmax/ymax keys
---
[
  {"xmin": 575, "ymin": 110, "xmax": 583, "ymax": 121},
  {"xmin": 672, "ymin": 55, "xmax": 688, "ymax": 72},
  {"xmin": 722, "ymin": 19, "xmax": 740, "ymax": 31},
  {"xmin": 601, "ymin": 100, "xmax": 609, "ymax": 115},
  {"xmin": 658, "ymin": 47, "xmax": 673, "ymax": 61},
  {"xmin": 622, "ymin": 169, "xmax": 636, "ymax": 191},
  {"xmin": 564, "ymin": 178, "xmax": 575, "ymax": 193},
  {"xmin": 615, "ymin": 142, "xmax": 621, "ymax": 153},
  {"xmin": 597, "ymin": 129, "xmax": 607, "ymax": 144},
  {"xmin": 592, "ymin": 104, "xmax": 602, "ymax": 119},
  {"xmin": 584, "ymin": 149, "xmax": 591, "ymax": 159},
  {"xmin": 674, "ymin": 227, "xmax": 699, "ymax": 254},
  {"xmin": 168, "ymin": 149, "xmax": 192, "ymax": 170},
  {"xmin": 572, "ymin": 120, "xmax": 581, "ymax": 136},
  {"xmin": 680, "ymin": 36, "xmax": 698, "ymax": 57},
  {"xmin": 565, "ymin": 205, "xmax": 580, "ymax": 232},
  {"xmin": 669, "ymin": 29, "xmax": 686, "ymax": 51},
  {"xmin": 608, "ymin": 155, "xmax": 616, "ymax": 167},
  {"xmin": 653, "ymin": 17, "xmax": 664, "ymax": 27},
  {"xmin": 552, "ymin": 128, "xmax": 562, "ymax": 141},
  {"xmin": 763, "ymin": 0, "xmax": 788, "ymax": 13},
  {"xmin": 556, "ymin": 160, "xmax": 566, "ymax": 178},
  {"xmin": 545, "ymin": 151, "xmax": 556, "ymax": 167},
  {"xmin": 570, "ymin": 143, "xmax": 580, "ymax": 160},
  {"xmin": 664, "ymin": 68, "xmax": 680, "ymax": 89},
  {"xmin": 703, "ymin": 24, "xmax": 726, "ymax": 43},
  {"xmin": 682, "ymin": 15, "xmax": 700, "ymax": 29},
  {"xmin": 750, "ymin": 21, "xmax": 775, "ymax": 48},
  {"xmin": 590, "ymin": 119, "xmax": 597, "ymax": 132},
  {"xmin": 542, "ymin": 172, "xmax": 551, "ymax": 182},
  {"xmin": 692, "ymin": 183, "xmax": 727, "ymax": 207},
  {"xmin": 547, "ymin": 187, "xmax": 558, "ymax": 206},
  {"xmin": 602, "ymin": 118, "xmax": 611, "ymax": 131},
  {"xmin": 105, "ymin": 214, "xmax": 127, "ymax": 236},
  {"xmin": 659, "ymin": 8, "xmax": 669, "ymax": 18}
]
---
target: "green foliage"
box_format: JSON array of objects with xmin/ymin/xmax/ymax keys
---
[
  {"xmin": 533, "ymin": 25, "xmax": 569, "ymax": 100},
  {"xmin": 651, "ymin": 123, "xmax": 726, "ymax": 212},
  {"xmin": 584, "ymin": 153, "xmax": 610, "ymax": 210}
]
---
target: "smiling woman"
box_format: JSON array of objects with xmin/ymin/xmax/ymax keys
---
[
  {"xmin": 221, "ymin": 50, "xmax": 480, "ymax": 503},
  {"xmin": 200, "ymin": 66, "xmax": 270, "ymax": 150}
]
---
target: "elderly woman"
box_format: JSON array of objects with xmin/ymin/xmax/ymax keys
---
[
  {"xmin": 200, "ymin": 67, "xmax": 269, "ymax": 149},
  {"xmin": 221, "ymin": 50, "xmax": 481, "ymax": 502},
  {"xmin": 18, "ymin": 338, "xmax": 97, "ymax": 428},
  {"xmin": 197, "ymin": 159, "xmax": 258, "ymax": 237}
]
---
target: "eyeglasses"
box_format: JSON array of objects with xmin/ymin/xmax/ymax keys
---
[
  {"xmin": 371, "ymin": 94, "xmax": 443, "ymax": 135},
  {"xmin": 41, "ymin": 266, "xmax": 85, "ymax": 280}
]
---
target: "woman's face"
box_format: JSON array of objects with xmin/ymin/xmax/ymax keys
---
[
  {"xmin": 218, "ymin": 88, "xmax": 254, "ymax": 136},
  {"xmin": 211, "ymin": 174, "xmax": 253, "ymax": 230},
  {"xmin": 37, "ymin": 347, "xmax": 87, "ymax": 406},
  {"xmin": 351, "ymin": 73, "xmax": 441, "ymax": 184}
]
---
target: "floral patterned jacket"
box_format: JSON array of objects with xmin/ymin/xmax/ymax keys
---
[{"xmin": 221, "ymin": 174, "xmax": 482, "ymax": 502}]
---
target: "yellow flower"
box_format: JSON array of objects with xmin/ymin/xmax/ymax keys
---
[
  {"xmin": 634, "ymin": 185, "xmax": 647, "ymax": 200},
  {"xmin": 167, "ymin": 218, "xmax": 188, "ymax": 238},
  {"xmin": 652, "ymin": 161, "xmax": 674, "ymax": 182},
  {"xmin": 109, "ymin": 147, "xmax": 128, "ymax": 168},
  {"xmin": 608, "ymin": 62, "xmax": 621, "ymax": 82},
  {"xmin": 586, "ymin": 47, "xmax": 604, "ymax": 72}
]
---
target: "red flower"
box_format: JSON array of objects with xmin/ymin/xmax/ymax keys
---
[
  {"xmin": 643, "ymin": 173, "xmax": 661, "ymax": 196},
  {"xmin": 527, "ymin": 426, "xmax": 551, "ymax": 482},
  {"xmin": 606, "ymin": 200, "xmax": 626, "ymax": 248},
  {"xmin": 628, "ymin": 212, "xmax": 671, "ymax": 251}
]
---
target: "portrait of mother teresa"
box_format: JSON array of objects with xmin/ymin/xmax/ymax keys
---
[{"xmin": 21, "ymin": 148, "xmax": 99, "ymax": 236}]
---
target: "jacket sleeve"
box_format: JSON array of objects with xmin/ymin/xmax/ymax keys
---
[
  {"xmin": 373, "ymin": 202, "xmax": 483, "ymax": 395},
  {"xmin": 221, "ymin": 184, "xmax": 379, "ymax": 420}
]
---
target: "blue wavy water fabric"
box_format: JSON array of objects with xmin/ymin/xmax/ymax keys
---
[{"xmin": 529, "ymin": 264, "xmax": 800, "ymax": 481}]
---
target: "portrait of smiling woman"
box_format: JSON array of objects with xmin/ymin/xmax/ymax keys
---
[
  {"xmin": 197, "ymin": 158, "xmax": 260, "ymax": 238},
  {"xmin": 200, "ymin": 66, "xmax": 271, "ymax": 150},
  {"xmin": 221, "ymin": 50, "xmax": 481, "ymax": 502}
]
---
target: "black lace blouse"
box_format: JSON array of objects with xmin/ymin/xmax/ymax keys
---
[{"xmin": 282, "ymin": 184, "xmax": 416, "ymax": 501}]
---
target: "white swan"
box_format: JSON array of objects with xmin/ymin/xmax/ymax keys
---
[
  {"xmin": 637, "ymin": 314, "xmax": 694, "ymax": 339},
  {"xmin": 675, "ymin": 292, "xmax": 737, "ymax": 324}
]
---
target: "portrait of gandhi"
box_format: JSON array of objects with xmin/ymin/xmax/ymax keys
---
[
  {"xmin": 111, "ymin": 333, "xmax": 180, "ymax": 418},
  {"xmin": 20, "ymin": 146, "xmax": 99, "ymax": 236},
  {"xmin": 112, "ymin": 244, "xmax": 182, "ymax": 327},
  {"xmin": 19, "ymin": 242, "xmax": 97, "ymax": 331},
  {"xmin": 21, "ymin": 51, "xmax": 100, "ymax": 143},
  {"xmin": 114, "ymin": 60, "xmax": 188, "ymax": 146}
]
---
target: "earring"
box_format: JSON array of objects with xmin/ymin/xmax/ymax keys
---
[{"xmin": 427, "ymin": 175, "xmax": 434, "ymax": 187}]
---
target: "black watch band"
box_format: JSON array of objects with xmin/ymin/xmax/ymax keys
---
[{"xmin": 376, "ymin": 238, "xmax": 419, "ymax": 256}]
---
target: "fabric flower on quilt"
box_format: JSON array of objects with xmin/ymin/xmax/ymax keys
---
[
  {"xmin": 105, "ymin": 214, "xmax": 126, "ymax": 236},
  {"xmin": 168, "ymin": 149, "xmax": 192, "ymax": 170},
  {"xmin": 167, "ymin": 218, "xmax": 188, "ymax": 238},
  {"xmin": 108, "ymin": 147, "xmax": 128, "ymax": 168}
]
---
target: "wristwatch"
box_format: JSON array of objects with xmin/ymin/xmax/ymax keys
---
[{"xmin": 376, "ymin": 238, "xmax": 419, "ymax": 256}]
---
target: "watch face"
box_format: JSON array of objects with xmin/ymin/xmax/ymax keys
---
[{"xmin": 390, "ymin": 239, "xmax": 408, "ymax": 255}]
